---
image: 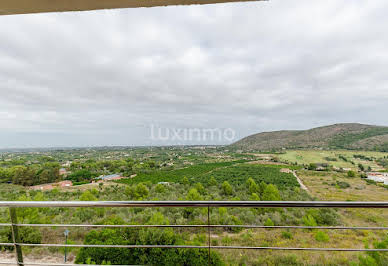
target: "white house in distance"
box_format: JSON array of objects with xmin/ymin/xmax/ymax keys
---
[{"xmin": 367, "ymin": 172, "xmax": 388, "ymax": 185}]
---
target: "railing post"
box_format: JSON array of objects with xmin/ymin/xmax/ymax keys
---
[
  {"xmin": 208, "ymin": 205, "xmax": 211, "ymax": 266},
  {"xmin": 9, "ymin": 207, "xmax": 23, "ymax": 266}
]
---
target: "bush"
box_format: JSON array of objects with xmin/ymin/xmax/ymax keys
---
[
  {"xmin": 336, "ymin": 181, "xmax": 351, "ymax": 189},
  {"xmin": 303, "ymin": 215, "xmax": 317, "ymax": 227},
  {"xmin": 155, "ymin": 183, "xmax": 166, "ymax": 193},
  {"xmin": 80, "ymin": 190, "xmax": 97, "ymax": 201},
  {"xmin": 359, "ymin": 234, "xmax": 388, "ymax": 265},
  {"xmin": 281, "ymin": 231, "xmax": 293, "ymax": 239},
  {"xmin": 264, "ymin": 218, "xmax": 274, "ymax": 226},
  {"xmin": 347, "ymin": 171, "xmax": 356, "ymax": 178},
  {"xmin": 313, "ymin": 209, "xmax": 339, "ymax": 226},
  {"xmin": 1, "ymin": 227, "xmax": 42, "ymax": 250},
  {"xmin": 315, "ymin": 231, "xmax": 329, "ymax": 242},
  {"xmin": 76, "ymin": 227, "xmax": 224, "ymax": 265}
]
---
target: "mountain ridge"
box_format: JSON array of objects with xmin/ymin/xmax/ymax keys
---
[{"xmin": 231, "ymin": 123, "xmax": 388, "ymax": 151}]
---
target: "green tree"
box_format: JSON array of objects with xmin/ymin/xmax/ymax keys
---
[
  {"xmin": 250, "ymin": 193, "xmax": 260, "ymax": 201},
  {"xmin": 67, "ymin": 170, "xmax": 93, "ymax": 182},
  {"xmin": 155, "ymin": 183, "xmax": 166, "ymax": 193},
  {"xmin": 262, "ymin": 184, "xmax": 281, "ymax": 201},
  {"xmin": 246, "ymin": 178, "xmax": 259, "ymax": 194},
  {"xmin": 194, "ymin": 183, "xmax": 205, "ymax": 195},
  {"xmin": 221, "ymin": 181, "xmax": 233, "ymax": 196},
  {"xmin": 259, "ymin": 181, "xmax": 267, "ymax": 196},
  {"xmin": 186, "ymin": 188, "xmax": 203, "ymax": 201},
  {"xmin": 12, "ymin": 166, "xmax": 36, "ymax": 186},
  {"xmin": 135, "ymin": 183, "xmax": 149, "ymax": 199},
  {"xmin": 182, "ymin": 176, "xmax": 189, "ymax": 185},
  {"xmin": 209, "ymin": 176, "xmax": 217, "ymax": 186}
]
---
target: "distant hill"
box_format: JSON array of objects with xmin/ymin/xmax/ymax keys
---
[{"xmin": 231, "ymin": 123, "xmax": 388, "ymax": 151}]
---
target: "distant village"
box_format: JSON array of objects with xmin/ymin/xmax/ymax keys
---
[{"xmin": 30, "ymin": 169, "xmax": 129, "ymax": 191}]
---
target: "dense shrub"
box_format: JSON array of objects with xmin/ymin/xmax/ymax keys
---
[
  {"xmin": 347, "ymin": 171, "xmax": 356, "ymax": 178},
  {"xmin": 359, "ymin": 234, "xmax": 388, "ymax": 265},
  {"xmin": 281, "ymin": 231, "xmax": 293, "ymax": 239},
  {"xmin": 315, "ymin": 231, "xmax": 329, "ymax": 242},
  {"xmin": 336, "ymin": 181, "xmax": 351, "ymax": 189},
  {"xmin": 0, "ymin": 227, "xmax": 42, "ymax": 250},
  {"xmin": 76, "ymin": 226, "xmax": 224, "ymax": 265}
]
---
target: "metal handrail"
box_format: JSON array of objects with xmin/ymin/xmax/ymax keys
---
[
  {"xmin": 1, "ymin": 200, "xmax": 388, "ymax": 208},
  {"xmin": 1, "ymin": 201, "xmax": 388, "ymax": 266},
  {"xmin": 3, "ymin": 223, "xmax": 388, "ymax": 230}
]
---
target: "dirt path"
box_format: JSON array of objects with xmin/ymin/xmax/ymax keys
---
[{"xmin": 293, "ymin": 171, "xmax": 309, "ymax": 192}]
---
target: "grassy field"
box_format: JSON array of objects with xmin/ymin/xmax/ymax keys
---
[
  {"xmin": 298, "ymin": 169, "xmax": 388, "ymax": 226},
  {"xmin": 277, "ymin": 150, "xmax": 388, "ymax": 170}
]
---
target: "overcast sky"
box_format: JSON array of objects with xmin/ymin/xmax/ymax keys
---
[{"xmin": 0, "ymin": 0, "xmax": 388, "ymax": 148}]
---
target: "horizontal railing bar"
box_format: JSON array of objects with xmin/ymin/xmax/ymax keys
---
[
  {"xmin": 1, "ymin": 201, "xmax": 388, "ymax": 208},
  {"xmin": 12, "ymin": 224, "xmax": 388, "ymax": 230},
  {"xmin": 0, "ymin": 262, "xmax": 16, "ymax": 265},
  {"xmin": 18, "ymin": 243, "xmax": 207, "ymax": 248},
  {"xmin": 0, "ymin": 223, "xmax": 11, "ymax": 227},
  {"xmin": 0, "ymin": 242, "xmax": 15, "ymax": 246},
  {"xmin": 211, "ymin": 246, "xmax": 388, "ymax": 251},
  {"xmin": 11, "ymin": 243, "xmax": 388, "ymax": 252},
  {"xmin": 19, "ymin": 263, "xmax": 140, "ymax": 266}
]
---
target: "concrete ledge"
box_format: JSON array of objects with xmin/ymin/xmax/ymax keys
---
[{"xmin": 0, "ymin": 0, "xmax": 264, "ymax": 15}]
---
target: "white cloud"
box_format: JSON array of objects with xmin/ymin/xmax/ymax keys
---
[{"xmin": 0, "ymin": 0, "xmax": 388, "ymax": 147}]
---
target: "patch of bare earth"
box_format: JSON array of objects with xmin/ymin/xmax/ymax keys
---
[{"xmin": 0, "ymin": 251, "xmax": 74, "ymax": 266}]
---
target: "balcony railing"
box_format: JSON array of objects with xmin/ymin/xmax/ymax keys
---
[{"xmin": 1, "ymin": 201, "xmax": 388, "ymax": 266}]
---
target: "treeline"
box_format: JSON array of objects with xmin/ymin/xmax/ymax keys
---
[
  {"xmin": 0, "ymin": 163, "xmax": 60, "ymax": 186},
  {"xmin": 69, "ymin": 158, "xmax": 159, "ymax": 176},
  {"xmin": 0, "ymin": 157, "xmax": 161, "ymax": 186}
]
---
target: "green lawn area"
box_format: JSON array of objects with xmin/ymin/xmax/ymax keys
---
[{"xmin": 277, "ymin": 150, "xmax": 387, "ymax": 171}]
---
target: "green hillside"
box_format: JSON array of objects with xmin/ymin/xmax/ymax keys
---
[{"xmin": 231, "ymin": 123, "xmax": 388, "ymax": 151}]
